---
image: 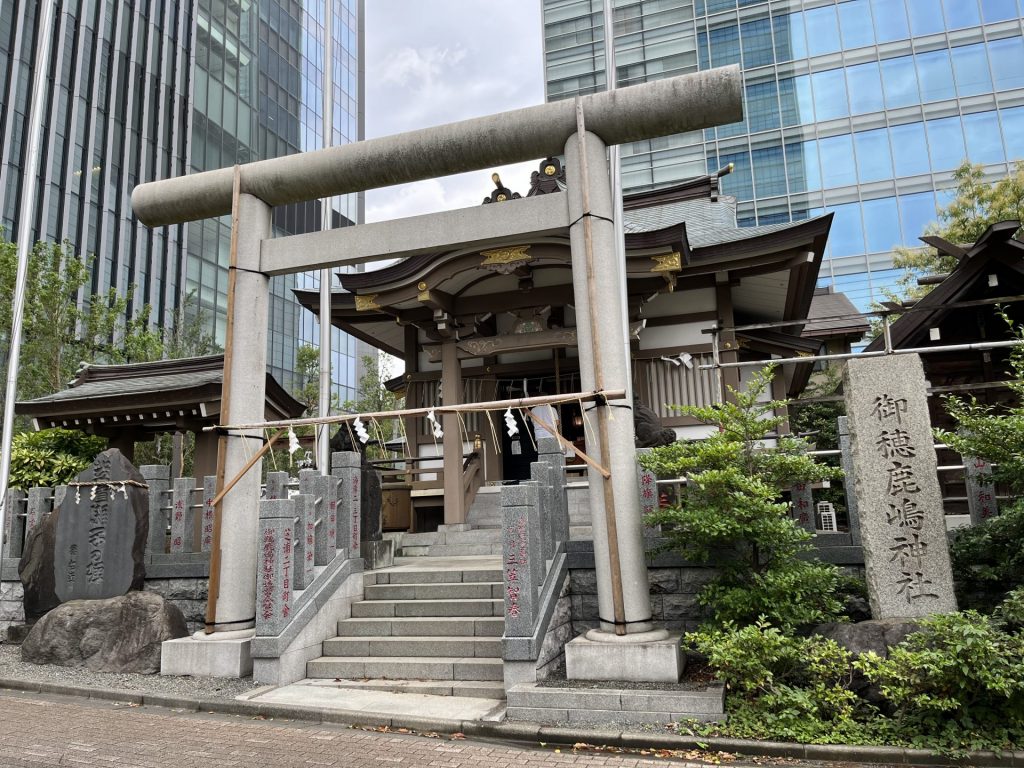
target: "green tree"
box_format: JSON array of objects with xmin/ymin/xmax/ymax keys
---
[
  {"xmin": 0, "ymin": 239, "xmax": 164, "ymax": 404},
  {"xmin": 639, "ymin": 365, "xmax": 843, "ymax": 630},
  {"xmin": 7, "ymin": 428, "xmax": 108, "ymax": 489},
  {"xmin": 886, "ymin": 160, "xmax": 1024, "ymax": 305},
  {"xmin": 939, "ymin": 311, "xmax": 1024, "ymax": 609},
  {"xmin": 343, "ymin": 353, "xmax": 402, "ymax": 415}
]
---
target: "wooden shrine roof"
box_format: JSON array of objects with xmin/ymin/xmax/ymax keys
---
[{"xmin": 15, "ymin": 355, "xmax": 305, "ymax": 433}]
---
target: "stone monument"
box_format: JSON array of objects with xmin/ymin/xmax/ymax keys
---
[
  {"xmin": 55, "ymin": 449, "xmax": 148, "ymax": 602},
  {"xmin": 843, "ymin": 354, "xmax": 957, "ymax": 618}
]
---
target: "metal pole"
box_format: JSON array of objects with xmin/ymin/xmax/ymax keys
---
[
  {"xmin": 699, "ymin": 338, "xmax": 1024, "ymax": 370},
  {"xmin": 602, "ymin": 0, "xmax": 632, "ymax": 405},
  {"xmin": 318, "ymin": 0, "xmax": 335, "ymax": 475},
  {"xmin": 0, "ymin": 0, "xmax": 58, "ymax": 556}
]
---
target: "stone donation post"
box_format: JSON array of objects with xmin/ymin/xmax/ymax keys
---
[{"xmin": 843, "ymin": 354, "xmax": 957, "ymax": 618}]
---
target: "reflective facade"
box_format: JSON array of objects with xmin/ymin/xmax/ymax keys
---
[
  {"xmin": 0, "ymin": 0, "xmax": 364, "ymax": 402},
  {"xmin": 543, "ymin": 0, "xmax": 1024, "ymax": 310}
]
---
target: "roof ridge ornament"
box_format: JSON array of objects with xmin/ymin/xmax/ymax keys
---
[
  {"xmin": 527, "ymin": 157, "xmax": 565, "ymax": 197},
  {"xmin": 482, "ymin": 172, "xmax": 521, "ymax": 204}
]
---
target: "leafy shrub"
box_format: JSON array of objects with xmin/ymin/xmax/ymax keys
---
[
  {"xmin": 8, "ymin": 429, "xmax": 107, "ymax": 489},
  {"xmin": 690, "ymin": 621, "xmax": 872, "ymax": 744},
  {"xmin": 995, "ymin": 586, "xmax": 1024, "ymax": 632},
  {"xmin": 856, "ymin": 611, "xmax": 1024, "ymax": 753},
  {"xmin": 950, "ymin": 499, "xmax": 1024, "ymax": 611},
  {"xmin": 640, "ymin": 365, "xmax": 843, "ymax": 630}
]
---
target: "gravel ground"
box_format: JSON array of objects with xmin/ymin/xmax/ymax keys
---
[{"xmin": 0, "ymin": 643, "xmax": 260, "ymax": 700}]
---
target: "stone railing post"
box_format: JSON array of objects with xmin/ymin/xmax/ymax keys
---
[
  {"xmin": 5, "ymin": 489, "xmax": 26, "ymax": 559},
  {"xmin": 170, "ymin": 477, "xmax": 195, "ymax": 553},
  {"xmin": 537, "ymin": 437, "xmax": 570, "ymax": 545},
  {"xmin": 25, "ymin": 487, "xmax": 52, "ymax": 540},
  {"xmin": 530, "ymin": 461, "xmax": 556, "ymax": 564},
  {"xmin": 265, "ymin": 471, "xmax": 289, "ymax": 500},
  {"xmin": 297, "ymin": 469, "xmax": 319, "ymax": 583},
  {"xmin": 837, "ymin": 416, "xmax": 862, "ymax": 546},
  {"xmin": 314, "ymin": 474, "xmax": 340, "ymax": 565},
  {"xmin": 140, "ymin": 466, "xmax": 170, "ymax": 555},
  {"xmin": 256, "ymin": 498, "xmax": 296, "ymax": 636},
  {"xmin": 200, "ymin": 475, "xmax": 217, "ymax": 552},
  {"xmin": 293, "ymin": 494, "xmax": 316, "ymax": 590},
  {"xmin": 964, "ymin": 456, "xmax": 998, "ymax": 525},
  {"xmin": 790, "ymin": 481, "xmax": 815, "ymax": 533},
  {"xmin": 501, "ymin": 482, "xmax": 540, "ymax": 636},
  {"xmin": 333, "ymin": 452, "xmax": 361, "ymax": 555}
]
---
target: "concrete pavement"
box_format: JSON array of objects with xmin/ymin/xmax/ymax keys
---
[{"xmin": 0, "ymin": 688, "xmax": 730, "ymax": 767}]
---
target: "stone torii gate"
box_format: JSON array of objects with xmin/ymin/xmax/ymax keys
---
[{"xmin": 133, "ymin": 67, "xmax": 741, "ymax": 676}]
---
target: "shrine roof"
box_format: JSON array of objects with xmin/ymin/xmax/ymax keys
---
[
  {"xmin": 802, "ymin": 288, "xmax": 871, "ymax": 340},
  {"xmin": 16, "ymin": 354, "xmax": 305, "ymax": 426},
  {"xmin": 863, "ymin": 220, "xmax": 1024, "ymax": 353}
]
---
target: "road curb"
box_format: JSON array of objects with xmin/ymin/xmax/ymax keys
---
[{"xmin": 1, "ymin": 677, "xmax": 1021, "ymax": 766}]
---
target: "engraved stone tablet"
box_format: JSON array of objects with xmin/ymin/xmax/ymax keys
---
[
  {"xmin": 790, "ymin": 481, "xmax": 815, "ymax": 533},
  {"xmin": 964, "ymin": 456, "xmax": 998, "ymax": 526},
  {"xmin": 843, "ymin": 355, "xmax": 957, "ymax": 618},
  {"xmin": 55, "ymin": 449, "xmax": 148, "ymax": 603}
]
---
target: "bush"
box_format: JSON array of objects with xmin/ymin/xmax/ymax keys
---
[
  {"xmin": 950, "ymin": 500, "xmax": 1024, "ymax": 611},
  {"xmin": 689, "ymin": 621, "xmax": 872, "ymax": 744},
  {"xmin": 8, "ymin": 429, "xmax": 107, "ymax": 489},
  {"xmin": 689, "ymin": 609, "xmax": 1024, "ymax": 753},
  {"xmin": 640, "ymin": 365, "xmax": 843, "ymax": 631},
  {"xmin": 857, "ymin": 611, "xmax": 1024, "ymax": 753}
]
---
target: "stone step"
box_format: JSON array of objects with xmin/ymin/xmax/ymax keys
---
[
  {"xmin": 397, "ymin": 545, "xmax": 432, "ymax": 557},
  {"xmin": 369, "ymin": 567, "xmax": 502, "ymax": 585},
  {"xmin": 437, "ymin": 528, "xmax": 502, "ymax": 544},
  {"xmin": 307, "ymin": 656, "xmax": 503, "ymax": 682},
  {"xmin": 399, "ymin": 532, "xmax": 439, "ymax": 546},
  {"xmin": 336, "ymin": 616, "xmax": 505, "ymax": 638},
  {"xmin": 351, "ymin": 598, "xmax": 504, "ymax": 618},
  {"xmin": 426, "ymin": 543, "xmax": 503, "ymax": 557},
  {"xmin": 323, "ymin": 635, "xmax": 501, "ymax": 658},
  {"xmin": 505, "ymin": 683, "xmax": 725, "ymax": 726},
  {"xmin": 364, "ymin": 582, "xmax": 503, "ymax": 601},
  {"xmin": 308, "ymin": 677, "xmax": 505, "ymax": 700}
]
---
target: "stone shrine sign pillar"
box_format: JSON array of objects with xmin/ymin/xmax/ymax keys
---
[{"xmin": 843, "ymin": 354, "xmax": 957, "ymax": 618}]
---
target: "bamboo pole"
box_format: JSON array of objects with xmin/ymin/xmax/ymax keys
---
[
  {"xmin": 209, "ymin": 430, "xmax": 284, "ymax": 508},
  {"xmin": 525, "ymin": 410, "xmax": 610, "ymax": 479},
  {"xmin": 205, "ymin": 389, "xmax": 625, "ymax": 433}
]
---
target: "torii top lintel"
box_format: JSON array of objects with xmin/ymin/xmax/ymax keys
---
[{"xmin": 132, "ymin": 66, "xmax": 742, "ymax": 228}]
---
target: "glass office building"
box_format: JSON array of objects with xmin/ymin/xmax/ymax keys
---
[
  {"xmin": 543, "ymin": 0, "xmax": 1024, "ymax": 310},
  {"xmin": 0, "ymin": 0, "xmax": 364, "ymax": 402}
]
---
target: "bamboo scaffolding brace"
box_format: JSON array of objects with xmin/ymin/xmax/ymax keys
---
[{"xmin": 206, "ymin": 389, "xmax": 625, "ymax": 433}]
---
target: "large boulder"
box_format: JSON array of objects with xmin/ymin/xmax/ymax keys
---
[
  {"xmin": 21, "ymin": 592, "xmax": 187, "ymax": 673},
  {"xmin": 814, "ymin": 618, "xmax": 920, "ymax": 659},
  {"xmin": 18, "ymin": 512, "xmax": 60, "ymax": 622}
]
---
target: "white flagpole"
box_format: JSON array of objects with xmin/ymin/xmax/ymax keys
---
[
  {"xmin": 602, "ymin": 0, "xmax": 633, "ymax": 403},
  {"xmin": 318, "ymin": 0, "xmax": 335, "ymax": 474},
  {"xmin": 0, "ymin": 0, "xmax": 59, "ymax": 555}
]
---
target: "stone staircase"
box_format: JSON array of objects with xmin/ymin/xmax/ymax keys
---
[
  {"xmin": 388, "ymin": 483, "xmax": 594, "ymax": 557},
  {"xmin": 305, "ymin": 556, "xmax": 506, "ymax": 699}
]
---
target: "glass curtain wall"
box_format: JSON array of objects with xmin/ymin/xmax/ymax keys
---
[
  {"xmin": 0, "ymin": 0, "xmax": 192, "ymax": 327},
  {"xmin": 187, "ymin": 0, "xmax": 363, "ymax": 402},
  {"xmin": 542, "ymin": 0, "xmax": 1024, "ymax": 310}
]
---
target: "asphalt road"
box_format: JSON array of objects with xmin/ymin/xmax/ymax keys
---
[{"xmin": 0, "ymin": 689, "xmax": 731, "ymax": 768}]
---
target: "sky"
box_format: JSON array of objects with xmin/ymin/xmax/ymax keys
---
[{"xmin": 363, "ymin": 2, "xmax": 546, "ymax": 223}]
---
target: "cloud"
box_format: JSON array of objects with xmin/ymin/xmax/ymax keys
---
[
  {"xmin": 364, "ymin": 2, "xmax": 546, "ymax": 185},
  {"xmin": 366, "ymin": 160, "xmax": 543, "ymax": 223}
]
